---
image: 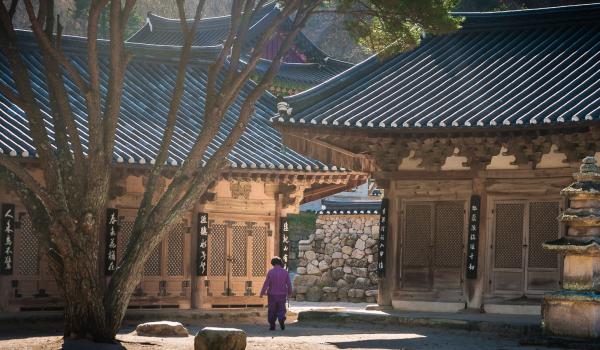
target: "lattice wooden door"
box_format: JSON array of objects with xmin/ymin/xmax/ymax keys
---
[
  {"xmin": 491, "ymin": 200, "xmax": 561, "ymax": 295},
  {"xmin": 402, "ymin": 201, "xmax": 465, "ymax": 291},
  {"xmin": 207, "ymin": 220, "xmax": 270, "ymax": 298}
]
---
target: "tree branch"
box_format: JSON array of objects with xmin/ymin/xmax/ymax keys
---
[
  {"xmin": 135, "ymin": 0, "xmax": 206, "ymax": 226},
  {"xmin": 0, "ymin": 83, "xmax": 26, "ymax": 109},
  {"xmin": 0, "ymin": 156, "xmax": 55, "ymax": 211},
  {"xmin": 23, "ymin": 0, "xmax": 90, "ymax": 93}
]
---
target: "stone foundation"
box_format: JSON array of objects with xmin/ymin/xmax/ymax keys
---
[{"xmin": 293, "ymin": 214, "xmax": 379, "ymax": 302}]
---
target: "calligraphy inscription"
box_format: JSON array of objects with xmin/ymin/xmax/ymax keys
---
[
  {"xmin": 197, "ymin": 213, "xmax": 209, "ymax": 276},
  {"xmin": 466, "ymin": 195, "xmax": 481, "ymax": 279},
  {"xmin": 0, "ymin": 204, "xmax": 15, "ymax": 274},
  {"xmin": 377, "ymin": 198, "xmax": 389, "ymax": 278},
  {"xmin": 105, "ymin": 208, "xmax": 118, "ymax": 275},
  {"xmin": 279, "ymin": 217, "xmax": 290, "ymax": 270}
]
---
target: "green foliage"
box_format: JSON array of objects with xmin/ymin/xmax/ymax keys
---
[
  {"xmin": 287, "ymin": 211, "xmax": 317, "ymax": 241},
  {"xmin": 337, "ymin": 0, "xmax": 462, "ymax": 54},
  {"xmin": 73, "ymin": 0, "xmax": 145, "ymax": 39}
]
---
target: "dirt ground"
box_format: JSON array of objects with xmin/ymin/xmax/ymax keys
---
[{"xmin": 0, "ymin": 317, "xmax": 561, "ymax": 350}]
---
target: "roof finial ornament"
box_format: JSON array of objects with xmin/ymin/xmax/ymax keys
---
[
  {"xmin": 276, "ymin": 95, "xmax": 293, "ymax": 121},
  {"xmin": 146, "ymin": 12, "xmax": 153, "ymax": 32}
]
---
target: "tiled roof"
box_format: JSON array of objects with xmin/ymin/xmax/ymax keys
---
[
  {"xmin": 127, "ymin": 3, "xmax": 353, "ymax": 89},
  {"xmin": 128, "ymin": 3, "xmax": 277, "ymax": 47},
  {"xmin": 281, "ymin": 3, "xmax": 600, "ymax": 129},
  {"xmin": 253, "ymin": 57, "xmax": 352, "ymax": 88},
  {"xmin": 0, "ymin": 31, "xmax": 347, "ymax": 172}
]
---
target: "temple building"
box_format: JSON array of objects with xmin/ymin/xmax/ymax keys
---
[
  {"xmin": 128, "ymin": 2, "xmax": 353, "ymax": 96},
  {"xmin": 0, "ymin": 30, "xmax": 363, "ymax": 311},
  {"xmin": 275, "ymin": 4, "xmax": 600, "ymax": 314}
]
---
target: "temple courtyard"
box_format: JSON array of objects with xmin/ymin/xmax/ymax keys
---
[
  {"xmin": 0, "ymin": 321, "xmax": 558, "ymax": 350},
  {"xmin": 0, "ymin": 303, "xmax": 568, "ymax": 350}
]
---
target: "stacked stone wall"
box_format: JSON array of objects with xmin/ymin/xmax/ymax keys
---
[{"xmin": 293, "ymin": 214, "xmax": 379, "ymax": 303}]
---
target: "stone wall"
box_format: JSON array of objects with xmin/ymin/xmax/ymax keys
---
[{"xmin": 293, "ymin": 214, "xmax": 380, "ymax": 303}]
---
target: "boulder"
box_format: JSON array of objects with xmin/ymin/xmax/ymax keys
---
[
  {"xmin": 322, "ymin": 286, "xmax": 338, "ymax": 293},
  {"xmin": 347, "ymin": 288, "xmax": 365, "ymax": 298},
  {"xmin": 337, "ymin": 286, "xmax": 350, "ymax": 299},
  {"xmin": 306, "ymin": 286, "xmax": 322, "ymax": 302},
  {"xmin": 304, "ymin": 250, "xmax": 317, "ymax": 261},
  {"xmin": 295, "ymin": 285, "xmax": 309, "ymax": 294},
  {"xmin": 296, "ymin": 267, "xmax": 307, "ymax": 275},
  {"xmin": 136, "ymin": 321, "xmax": 189, "ymax": 337},
  {"xmin": 293, "ymin": 275, "xmax": 319, "ymax": 287},
  {"xmin": 351, "ymin": 249, "xmax": 365, "ymax": 259},
  {"xmin": 195, "ymin": 327, "xmax": 246, "ymax": 350},
  {"xmin": 318, "ymin": 260, "xmax": 329, "ymax": 271},
  {"xmin": 366, "ymin": 238, "xmax": 377, "ymax": 248},
  {"xmin": 344, "ymin": 273, "xmax": 358, "ymax": 284},
  {"xmin": 355, "ymin": 239, "xmax": 366, "ymax": 251},
  {"xmin": 332, "ymin": 252, "xmax": 343, "ymax": 259},
  {"xmin": 341, "ymin": 246, "xmax": 353, "ymax": 255},
  {"xmin": 331, "ymin": 267, "xmax": 344, "ymax": 280},
  {"xmin": 306, "ymin": 262, "xmax": 320, "ymax": 275},
  {"xmin": 352, "ymin": 267, "xmax": 368, "ymax": 278},
  {"xmin": 336, "ymin": 279, "xmax": 348, "ymax": 288},
  {"xmin": 354, "ymin": 277, "xmax": 370, "ymax": 290},
  {"xmin": 365, "ymin": 289, "xmax": 378, "ymax": 297}
]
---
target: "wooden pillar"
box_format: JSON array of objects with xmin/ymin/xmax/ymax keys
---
[
  {"xmin": 466, "ymin": 172, "xmax": 487, "ymax": 309},
  {"xmin": 378, "ymin": 180, "xmax": 394, "ymax": 307}
]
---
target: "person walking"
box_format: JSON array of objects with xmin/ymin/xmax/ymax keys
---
[{"xmin": 260, "ymin": 256, "xmax": 292, "ymax": 330}]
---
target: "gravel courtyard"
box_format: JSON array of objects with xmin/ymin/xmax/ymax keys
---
[{"xmin": 0, "ymin": 319, "xmax": 559, "ymax": 350}]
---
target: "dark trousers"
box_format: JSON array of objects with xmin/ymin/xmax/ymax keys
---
[{"xmin": 267, "ymin": 294, "xmax": 287, "ymax": 327}]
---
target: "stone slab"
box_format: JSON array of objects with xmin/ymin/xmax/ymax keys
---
[{"xmin": 392, "ymin": 300, "xmax": 466, "ymax": 313}]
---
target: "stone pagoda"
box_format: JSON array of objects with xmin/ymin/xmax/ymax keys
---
[{"xmin": 542, "ymin": 156, "xmax": 600, "ymax": 339}]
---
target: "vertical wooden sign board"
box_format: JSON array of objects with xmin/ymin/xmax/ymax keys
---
[
  {"xmin": 105, "ymin": 208, "xmax": 118, "ymax": 275},
  {"xmin": 197, "ymin": 213, "xmax": 209, "ymax": 276},
  {"xmin": 377, "ymin": 198, "xmax": 389, "ymax": 278},
  {"xmin": 0, "ymin": 204, "xmax": 15, "ymax": 275},
  {"xmin": 279, "ymin": 217, "xmax": 290, "ymax": 270},
  {"xmin": 466, "ymin": 195, "xmax": 481, "ymax": 279}
]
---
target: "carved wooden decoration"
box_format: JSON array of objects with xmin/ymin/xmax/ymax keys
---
[{"xmin": 230, "ymin": 180, "xmax": 251, "ymax": 199}]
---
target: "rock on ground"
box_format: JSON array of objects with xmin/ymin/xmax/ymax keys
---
[
  {"xmin": 194, "ymin": 327, "xmax": 246, "ymax": 350},
  {"xmin": 136, "ymin": 321, "xmax": 188, "ymax": 337}
]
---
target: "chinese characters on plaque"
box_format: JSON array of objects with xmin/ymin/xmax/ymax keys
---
[
  {"xmin": 0, "ymin": 204, "xmax": 15, "ymax": 274},
  {"xmin": 105, "ymin": 208, "xmax": 118, "ymax": 275},
  {"xmin": 466, "ymin": 195, "xmax": 481, "ymax": 279},
  {"xmin": 279, "ymin": 217, "xmax": 290, "ymax": 270},
  {"xmin": 197, "ymin": 213, "xmax": 209, "ymax": 276},
  {"xmin": 377, "ymin": 198, "xmax": 389, "ymax": 278}
]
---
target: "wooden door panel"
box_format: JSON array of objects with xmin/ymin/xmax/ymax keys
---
[
  {"xmin": 433, "ymin": 269, "xmax": 462, "ymax": 290},
  {"xmin": 402, "ymin": 203, "xmax": 433, "ymax": 290},
  {"xmin": 527, "ymin": 201, "xmax": 561, "ymax": 292},
  {"xmin": 493, "ymin": 271, "xmax": 523, "ymax": 291}
]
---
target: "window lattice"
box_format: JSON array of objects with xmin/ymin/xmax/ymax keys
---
[
  {"xmin": 232, "ymin": 226, "xmax": 248, "ymax": 277},
  {"xmin": 434, "ymin": 202, "xmax": 464, "ymax": 268},
  {"xmin": 209, "ymin": 224, "xmax": 226, "ymax": 276},
  {"xmin": 529, "ymin": 202, "xmax": 559, "ymax": 268},
  {"xmin": 167, "ymin": 223, "xmax": 185, "ymax": 276},
  {"xmin": 252, "ymin": 225, "xmax": 267, "ymax": 276},
  {"xmin": 16, "ymin": 215, "xmax": 39, "ymax": 276},
  {"xmin": 404, "ymin": 204, "xmax": 432, "ymax": 267},
  {"xmin": 117, "ymin": 218, "xmax": 134, "ymax": 263},
  {"xmin": 494, "ymin": 203, "xmax": 524, "ymax": 269},
  {"xmin": 144, "ymin": 242, "xmax": 162, "ymax": 276}
]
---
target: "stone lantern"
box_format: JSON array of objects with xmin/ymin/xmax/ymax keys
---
[{"xmin": 542, "ymin": 156, "xmax": 600, "ymax": 339}]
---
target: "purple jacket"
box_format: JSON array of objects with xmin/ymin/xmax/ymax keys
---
[{"xmin": 260, "ymin": 266, "xmax": 292, "ymax": 297}]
